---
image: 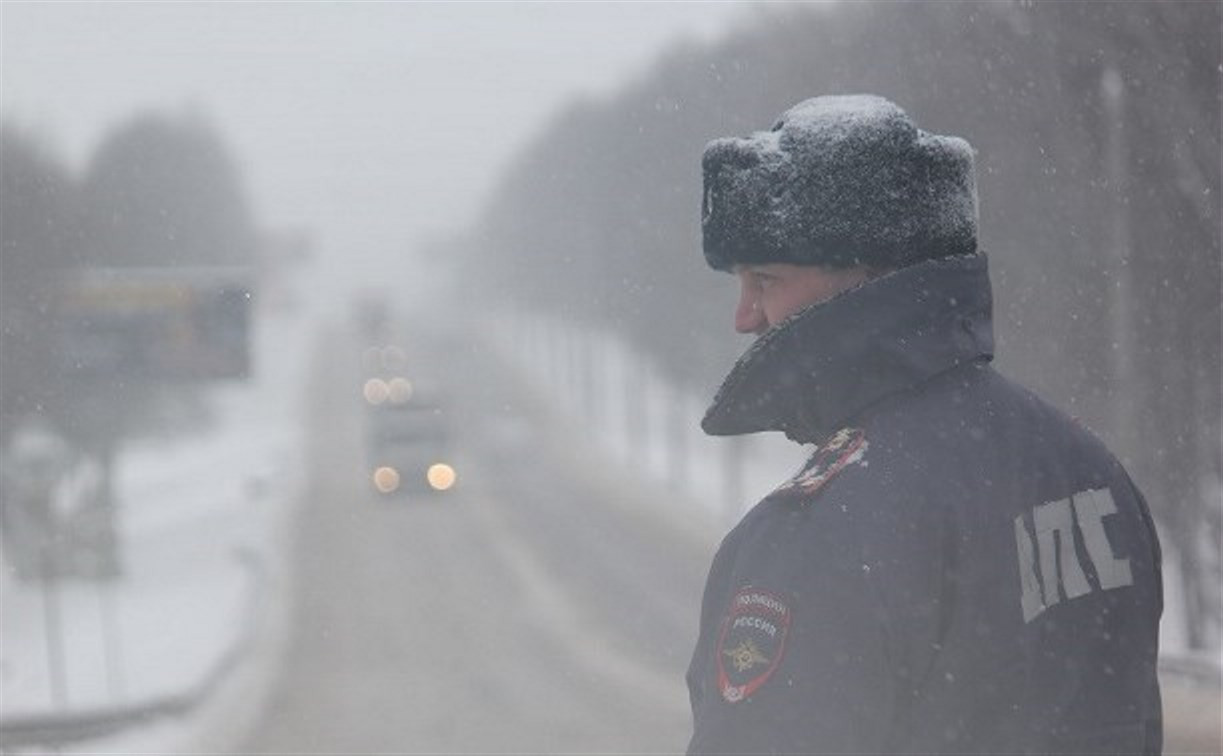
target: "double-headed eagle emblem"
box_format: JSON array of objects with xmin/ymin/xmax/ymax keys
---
[{"xmin": 722, "ymin": 638, "xmax": 770, "ymax": 673}]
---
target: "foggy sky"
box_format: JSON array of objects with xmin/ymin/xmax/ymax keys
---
[{"xmin": 1, "ymin": 1, "xmax": 752, "ymax": 297}]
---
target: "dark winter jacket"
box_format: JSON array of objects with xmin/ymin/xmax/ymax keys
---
[{"xmin": 686, "ymin": 254, "xmax": 1163, "ymax": 755}]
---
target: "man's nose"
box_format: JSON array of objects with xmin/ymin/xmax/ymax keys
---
[{"xmin": 735, "ymin": 286, "xmax": 766, "ymax": 335}]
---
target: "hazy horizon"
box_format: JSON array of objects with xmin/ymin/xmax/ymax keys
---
[{"xmin": 2, "ymin": 2, "xmax": 756, "ymax": 297}]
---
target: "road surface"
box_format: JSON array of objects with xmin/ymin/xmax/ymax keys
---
[{"xmin": 239, "ymin": 319, "xmax": 717, "ymax": 754}]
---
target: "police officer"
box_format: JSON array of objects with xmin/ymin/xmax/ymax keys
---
[{"xmin": 686, "ymin": 95, "xmax": 1163, "ymax": 755}]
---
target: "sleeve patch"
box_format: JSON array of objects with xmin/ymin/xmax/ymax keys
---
[
  {"xmin": 1014, "ymin": 488, "xmax": 1134, "ymax": 622},
  {"xmin": 716, "ymin": 588, "xmax": 792, "ymax": 702}
]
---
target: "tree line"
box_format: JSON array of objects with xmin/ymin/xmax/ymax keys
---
[
  {"xmin": 452, "ymin": 2, "xmax": 1221, "ymax": 649},
  {"xmin": 0, "ymin": 111, "xmax": 258, "ymax": 454}
]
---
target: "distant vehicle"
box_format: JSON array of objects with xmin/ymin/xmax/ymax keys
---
[{"xmin": 362, "ymin": 374, "xmax": 456, "ymax": 497}]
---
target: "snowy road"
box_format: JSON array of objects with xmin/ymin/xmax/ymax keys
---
[{"xmin": 238, "ymin": 321, "xmax": 716, "ymax": 754}]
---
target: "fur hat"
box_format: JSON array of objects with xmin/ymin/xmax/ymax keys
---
[{"xmin": 701, "ymin": 95, "xmax": 978, "ymax": 271}]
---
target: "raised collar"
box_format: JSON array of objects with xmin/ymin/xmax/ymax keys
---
[{"xmin": 702, "ymin": 254, "xmax": 995, "ymax": 443}]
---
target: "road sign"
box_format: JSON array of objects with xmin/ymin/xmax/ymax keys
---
[{"xmin": 54, "ymin": 267, "xmax": 253, "ymax": 382}]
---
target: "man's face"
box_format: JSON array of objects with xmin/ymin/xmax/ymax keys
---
[{"xmin": 733, "ymin": 263, "xmax": 874, "ymax": 335}]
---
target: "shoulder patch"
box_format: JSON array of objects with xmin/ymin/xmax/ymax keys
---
[
  {"xmin": 772, "ymin": 427, "xmax": 868, "ymax": 502},
  {"xmin": 716, "ymin": 588, "xmax": 792, "ymax": 703}
]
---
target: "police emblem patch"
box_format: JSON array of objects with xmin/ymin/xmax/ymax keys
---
[
  {"xmin": 716, "ymin": 588, "xmax": 791, "ymax": 703},
  {"xmin": 772, "ymin": 426, "xmax": 867, "ymax": 502}
]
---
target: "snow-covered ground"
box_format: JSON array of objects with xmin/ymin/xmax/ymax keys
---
[
  {"xmin": 491, "ymin": 307, "xmax": 810, "ymax": 530},
  {"xmin": 0, "ymin": 303, "xmax": 311, "ymax": 754}
]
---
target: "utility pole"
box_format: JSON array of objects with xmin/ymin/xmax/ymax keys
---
[{"xmin": 1100, "ymin": 65, "xmax": 1137, "ymax": 448}]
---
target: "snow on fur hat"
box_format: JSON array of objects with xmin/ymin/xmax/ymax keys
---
[{"xmin": 701, "ymin": 95, "xmax": 978, "ymax": 271}]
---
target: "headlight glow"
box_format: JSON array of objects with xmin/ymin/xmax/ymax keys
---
[
  {"xmin": 380, "ymin": 346, "xmax": 407, "ymax": 372},
  {"xmin": 373, "ymin": 466, "xmax": 401, "ymax": 493},
  {"xmin": 427, "ymin": 463, "xmax": 457, "ymax": 491},
  {"xmin": 387, "ymin": 377, "xmax": 414, "ymax": 404},
  {"xmin": 363, "ymin": 378, "xmax": 390, "ymax": 405}
]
